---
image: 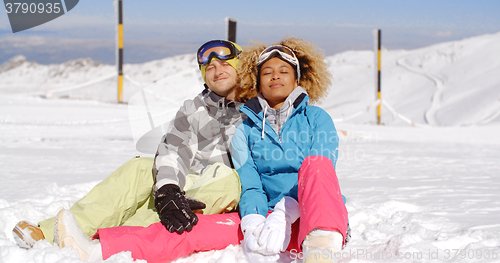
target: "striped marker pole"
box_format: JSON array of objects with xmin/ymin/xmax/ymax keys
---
[
  {"xmin": 117, "ymin": 0, "xmax": 124, "ymax": 103},
  {"xmin": 225, "ymin": 17, "xmax": 237, "ymax": 43},
  {"xmin": 376, "ymin": 29, "xmax": 382, "ymax": 125}
]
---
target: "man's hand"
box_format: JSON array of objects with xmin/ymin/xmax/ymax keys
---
[
  {"xmin": 154, "ymin": 184, "xmax": 199, "ymax": 234},
  {"xmin": 185, "ymin": 196, "xmax": 207, "ymax": 211}
]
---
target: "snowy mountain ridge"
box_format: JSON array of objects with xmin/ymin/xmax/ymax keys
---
[{"xmin": 1, "ymin": 32, "xmax": 500, "ymax": 126}]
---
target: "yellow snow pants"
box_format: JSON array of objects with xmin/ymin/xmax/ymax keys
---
[{"xmin": 38, "ymin": 157, "xmax": 241, "ymax": 243}]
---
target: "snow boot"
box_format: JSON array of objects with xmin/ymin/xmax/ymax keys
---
[
  {"xmin": 302, "ymin": 229, "xmax": 343, "ymax": 263},
  {"xmin": 12, "ymin": 221, "xmax": 45, "ymax": 249},
  {"xmin": 54, "ymin": 209, "xmax": 102, "ymax": 262}
]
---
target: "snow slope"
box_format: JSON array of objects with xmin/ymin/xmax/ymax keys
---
[
  {"xmin": 1, "ymin": 32, "xmax": 500, "ymax": 263},
  {"xmin": 323, "ymin": 31, "xmax": 500, "ymax": 127}
]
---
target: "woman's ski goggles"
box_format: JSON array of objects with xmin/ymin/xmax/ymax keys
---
[
  {"xmin": 197, "ymin": 40, "xmax": 241, "ymax": 67},
  {"xmin": 257, "ymin": 45, "xmax": 301, "ymax": 81}
]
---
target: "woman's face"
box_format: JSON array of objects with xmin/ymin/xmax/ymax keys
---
[{"xmin": 259, "ymin": 57, "xmax": 298, "ymax": 109}]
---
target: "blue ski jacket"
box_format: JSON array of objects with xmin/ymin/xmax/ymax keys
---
[{"xmin": 231, "ymin": 90, "xmax": 340, "ymax": 218}]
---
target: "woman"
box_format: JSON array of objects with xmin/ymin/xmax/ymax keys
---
[
  {"xmin": 232, "ymin": 37, "xmax": 348, "ymax": 263},
  {"xmin": 55, "ymin": 38, "xmax": 348, "ymax": 263}
]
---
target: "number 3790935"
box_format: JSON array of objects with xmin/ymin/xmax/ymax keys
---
[{"xmin": 5, "ymin": 2, "xmax": 62, "ymax": 14}]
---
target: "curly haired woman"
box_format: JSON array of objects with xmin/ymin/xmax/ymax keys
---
[{"xmin": 232, "ymin": 37, "xmax": 348, "ymax": 263}]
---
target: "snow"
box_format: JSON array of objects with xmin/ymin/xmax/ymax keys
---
[{"xmin": 1, "ymin": 32, "xmax": 500, "ymax": 262}]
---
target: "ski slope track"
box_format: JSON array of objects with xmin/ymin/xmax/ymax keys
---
[
  {"xmin": 396, "ymin": 56, "xmax": 445, "ymax": 126},
  {"xmin": 1, "ymin": 32, "xmax": 500, "ymax": 262},
  {"xmin": 387, "ymin": 32, "xmax": 500, "ymax": 126}
]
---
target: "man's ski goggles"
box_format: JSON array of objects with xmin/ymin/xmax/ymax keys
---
[
  {"xmin": 257, "ymin": 45, "xmax": 301, "ymax": 81},
  {"xmin": 197, "ymin": 40, "xmax": 241, "ymax": 67}
]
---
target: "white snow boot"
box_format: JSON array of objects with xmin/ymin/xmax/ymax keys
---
[
  {"xmin": 54, "ymin": 209, "xmax": 103, "ymax": 262},
  {"xmin": 302, "ymin": 229, "xmax": 343, "ymax": 263}
]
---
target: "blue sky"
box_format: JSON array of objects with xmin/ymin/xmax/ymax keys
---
[{"xmin": 1, "ymin": 0, "xmax": 500, "ymax": 64}]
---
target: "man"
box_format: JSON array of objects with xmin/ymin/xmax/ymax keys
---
[{"xmin": 13, "ymin": 40, "xmax": 245, "ymax": 248}]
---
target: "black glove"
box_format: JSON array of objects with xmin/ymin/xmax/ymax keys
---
[
  {"xmin": 154, "ymin": 184, "xmax": 203, "ymax": 234},
  {"xmin": 185, "ymin": 196, "xmax": 207, "ymax": 211}
]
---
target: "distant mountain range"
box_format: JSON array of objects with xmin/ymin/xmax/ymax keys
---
[{"xmin": 1, "ymin": 32, "xmax": 499, "ymax": 127}]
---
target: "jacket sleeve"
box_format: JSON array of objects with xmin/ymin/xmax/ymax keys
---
[
  {"xmin": 153, "ymin": 102, "xmax": 198, "ymax": 191},
  {"xmin": 231, "ymin": 123, "xmax": 269, "ymax": 218},
  {"xmin": 307, "ymin": 107, "xmax": 340, "ymax": 168}
]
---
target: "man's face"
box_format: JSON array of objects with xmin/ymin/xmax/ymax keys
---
[{"xmin": 204, "ymin": 59, "xmax": 238, "ymax": 101}]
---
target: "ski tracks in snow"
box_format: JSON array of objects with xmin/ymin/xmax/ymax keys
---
[{"xmin": 396, "ymin": 56, "xmax": 445, "ymax": 126}]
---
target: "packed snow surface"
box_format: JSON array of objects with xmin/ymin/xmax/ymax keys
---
[{"xmin": 1, "ymin": 32, "xmax": 500, "ymax": 262}]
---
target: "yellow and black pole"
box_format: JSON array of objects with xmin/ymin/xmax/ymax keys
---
[
  {"xmin": 376, "ymin": 29, "xmax": 382, "ymax": 125},
  {"xmin": 117, "ymin": 0, "xmax": 124, "ymax": 103},
  {"xmin": 225, "ymin": 17, "xmax": 237, "ymax": 43}
]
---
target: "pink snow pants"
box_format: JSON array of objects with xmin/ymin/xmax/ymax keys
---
[{"xmin": 96, "ymin": 156, "xmax": 348, "ymax": 262}]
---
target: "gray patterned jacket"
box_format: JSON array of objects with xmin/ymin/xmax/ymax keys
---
[{"xmin": 153, "ymin": 87, "xmax": 244, "ymax": 192}]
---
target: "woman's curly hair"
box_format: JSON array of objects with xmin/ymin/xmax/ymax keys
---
[{"xmin": 235, "ymin": 37, "xmax": 332, "ymax": 104}]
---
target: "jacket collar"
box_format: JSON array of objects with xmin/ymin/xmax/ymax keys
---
[
  {"xmin": 202, "ymin": 85, "xmax": 241, "ymax": 109},
  {"xmin": 241, "ymin": 87, "xmax": 309, "ymax": 125},
  {"xmin": 243, "ymin": 87, "xmax": 308, "ymax": 116},
  {"xmin": 256, "ymin": 86, "xmax": 307, "ymax": 115}
]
